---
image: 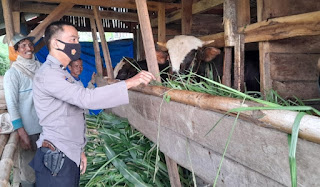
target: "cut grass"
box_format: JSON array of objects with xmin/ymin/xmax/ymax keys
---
[{"xmin": 81, "ymin": 113, "xmax": 193, "ymax": 187}]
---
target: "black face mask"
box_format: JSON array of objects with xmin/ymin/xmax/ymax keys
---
[{"xmin": 56, "ymin": 39, "xmax": 81, "ymax": 62}]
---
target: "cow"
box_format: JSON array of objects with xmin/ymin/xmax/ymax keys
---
[
  {"xmin": 158, "ymin": 35, "xmax": 220, "ymax": 76},
  {"xmin": 114, "ymin": 35, "xmax": 220, "ymax": 81},
  {"xmin": 114, "ymin": 35, "xmax": 260, "ymax": 92}
]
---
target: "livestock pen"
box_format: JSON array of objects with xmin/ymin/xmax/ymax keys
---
[{"xmin": 1, "ymin": 0, "xmax": 320, "ymax": 186}]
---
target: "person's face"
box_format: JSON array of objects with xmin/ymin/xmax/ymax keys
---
[
  {"xmin": 54, "ymin": 25, "xmax": 80, "ymax": 59},
  {"xmin": 17, "ymin": 39, "xmax": 34, "ymax": 59},
  {"xmin": 69, "ymin": 60, "xmax": 83, "ymax": 77}
]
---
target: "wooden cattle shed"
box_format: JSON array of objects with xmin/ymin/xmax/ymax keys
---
[{"xmin": 1, "ymin": 0, "xmax": 320, "ymax": 186}]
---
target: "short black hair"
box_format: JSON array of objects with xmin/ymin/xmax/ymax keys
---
[
  {"xmin": 44, "ymin": 21, "xmax": 75, "ymax": 51},
  {"xmin": 69, "ymin": 58, "xmax": 82, "ymax": 66},
  {"xmin": 13, "ymin": 38, "xmax": 33, "ymax": 51}
]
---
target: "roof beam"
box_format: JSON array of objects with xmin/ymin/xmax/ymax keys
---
[
  {"xmin": 19, "ymin": 3, "xmax": 139, "ymax": 22},
  {"xmin": 151, "ymin": 0, "xmax": 223, "ymax": 27},
  {"xmin": 18, "ymin": 0, "xmax": 181, "ymax": 11}
]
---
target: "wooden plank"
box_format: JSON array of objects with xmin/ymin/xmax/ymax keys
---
[
  {"xmin": 273, "ymin": 81, "xmax": 320, "ymax": 99},
  {"xmin": 234, "ymin": 34, "xmax": 245, "ymax": 91},
  {"xmin": 224, "ymin": 0, "xmax": 237, "ymax": 47},
  {"xmin": 20, "ymin": 3, "xmax": 139, "ymax": 22},
  {"xmin": 259, "ymin": 46, "xmax": 272, "ymax": 95},
  {"xmin": 181, "ymin": 0, "xmax": 192, "ymax": 35},
  {"xmin": 198, "ymin": 10, "xmax": 320, "ymax": 48},
  {"xmin": 222, "ymin": 47, "xmax": 232, "ymax": 87},
  {"xmin": 27, "ymin": 2, "xmax": 74, "ymax": 43},
  {"xmin": 239, "ymin": 11, "xmax": 320, "ymax": 43},
  {"xmin": 89, "ymin": 18, "xmax": 103, "ymax": 77},
  {"xmin": 135, "ymin": 0, "xmax": 160, "ymax": 82},
  {"xmin": 1, "ymin": 0, "xmax": 14, "ymax": 44},
  {"xmin": 151, "ymin": 0, "xmax": 224, "ymax": 27},
  {"xmin": 19, "ymin": 0, "xmax": 180, "ymax": 11},
  {"xmin": 157, "ymin": 3, "xmax": 166, "ymax": 43},
  {"xmin": 270, "ymin": 53, "xmax": 320, "ymax": 81},
  {"xmin": 93, "ymin": 6, "xmax": 114, "ymax": 79},
  {"xmin": 237, "ymin": 0, "xmax": 250, "ymax": 27},
  {"xmin": 112, "ymin": 90, "xmax": 320, "ymax": 186},
  {"xmin": 165, "ymin": 155, "xmax": 182, "ymax": 187}
]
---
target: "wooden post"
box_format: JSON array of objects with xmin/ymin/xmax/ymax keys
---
[
  {"xmin": 12, "ymin": 12, "xmax": 20, "ymax": 34},
  {"xmin": 237, "ymin": 0, "xmax": 250, "ymax": 28},
  {"xmin": 224, "ymin": 0, "xmax": 237, "ymax": 47},
  {"xmin": 136, "ymin": 26, "xmax": 145, "ymax": 61},
  {"xmin": 165, "ymin": 155, "xmax": 182, "ymax": 187},
  {"xmin": 181, "ymin": 0, "xmax": 192, "ymax": 35},
  {"xmin": 89, "ymin": 18, "xmax": 103, "ymax": 77},
  {"xmin": 27, "ymin": 2, "xmax": 74, "ymax": 43},
  {"xmin": 234, "ymin": 34, "xmax": 245, "ymax": 91},
  {"xmin": 257, "ymin": 0, "xmax": 271, "ymax": 95},
  {"xmin": 2, "ymin": 0, "xmax": 14, "ymax": 44},
  {"xmin": 157, "ymin": 3, "xmax": 166, "ymax": 43},
  {"xmin": 12, "ymin": 0, "xmax": 20, "ymax": 34},
  {"xmin": 93, "ymin": 6, "xmax": 114, "ymax": 79},
  {"xmin": 222, "ymin": 47, "xmax": 232, "ymax": 87},
  {"xmin": 223, "ymin": 0, "xmax": 237, "ymax": 90},
  {"xmin": 135, "ymin": 0, "xmax": 161, "ymax": 82}
]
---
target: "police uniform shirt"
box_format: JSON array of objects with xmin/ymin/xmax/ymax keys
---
[{"xmin": 33, "ymin": 55, "xmax": 129, "ymax": 166}]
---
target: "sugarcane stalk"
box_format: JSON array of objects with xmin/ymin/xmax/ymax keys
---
[{"xmin": 0, "ymin": 131, "xmax": 19, "ymax": 187}]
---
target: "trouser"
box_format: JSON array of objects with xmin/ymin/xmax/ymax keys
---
[
  {"xmin": 13, "ymin": 134, "xmax": 39, "ymax": 187},
  {"xmin": 29, "ymin": 148, "xmax": 80, "ymax": 187}
]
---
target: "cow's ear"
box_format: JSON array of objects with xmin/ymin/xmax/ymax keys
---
[
  {"xmin": 156, "ymin": 51, "xmax": 168, "ymax": 64},
  {"xmin": 203, "ymin": 47, "xmax": 221, "ymax": 62}
]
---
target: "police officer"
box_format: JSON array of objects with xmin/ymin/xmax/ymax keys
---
[{"xmin": 30, "ymin": 21, "xmax": 155, "ymax": 186}]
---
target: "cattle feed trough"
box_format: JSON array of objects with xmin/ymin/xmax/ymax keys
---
[{"xmin": 1, "ymin": 0, "xmax": 320, "ymax": 186}]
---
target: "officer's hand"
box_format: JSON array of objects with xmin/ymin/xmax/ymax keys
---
[
  {"xmin": 80, "ymin": 152, "xmax": 87, "ymax": 175},
  {"xmin": 17, "ymin": 128, "xmax": 31, "ymax": 150},
  {"xmin": 125, "ymin": 70, "xmax": 155, "ymax": 89}
]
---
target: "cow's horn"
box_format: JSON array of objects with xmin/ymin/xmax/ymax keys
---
[
  {"xmin": 157, "ymin": 42, "xmax": 168, "ymax": 51},
  {"xmin": 202, "ymin": 40, "xmax": 215, "ymax": 46}
]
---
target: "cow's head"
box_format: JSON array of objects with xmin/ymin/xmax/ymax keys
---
[{"xmin": 157, "ymin": 35, "xmax": 220, "ymax": 74}]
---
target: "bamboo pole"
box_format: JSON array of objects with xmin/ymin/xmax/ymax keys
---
[
  {"xmin": 125, "ymin": 84, "xmax": 320, "ymax": 144},
  {"xmin": 0, "ymin": 134, "xmax": 9, "ymax": 157},
  {"xmin": 93, "ymin": 6, "xmax": 114, "ymax": 79},
  {"xmin": 0, "ymin": 131, "xmax": 19, "ymax": 187},
  {"xmin": 135, "ymin": 0, "xmax": 161, "ymax": 82}
]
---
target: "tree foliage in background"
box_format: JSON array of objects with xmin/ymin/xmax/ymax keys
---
[{"xmin": 0, "ymin": 36, "xmax": 10, "ymax": 76}]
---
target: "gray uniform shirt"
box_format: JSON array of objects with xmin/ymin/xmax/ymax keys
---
[{"xmin": 33, "ymin": 55, "xmax": 129, "ymax": 165}]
